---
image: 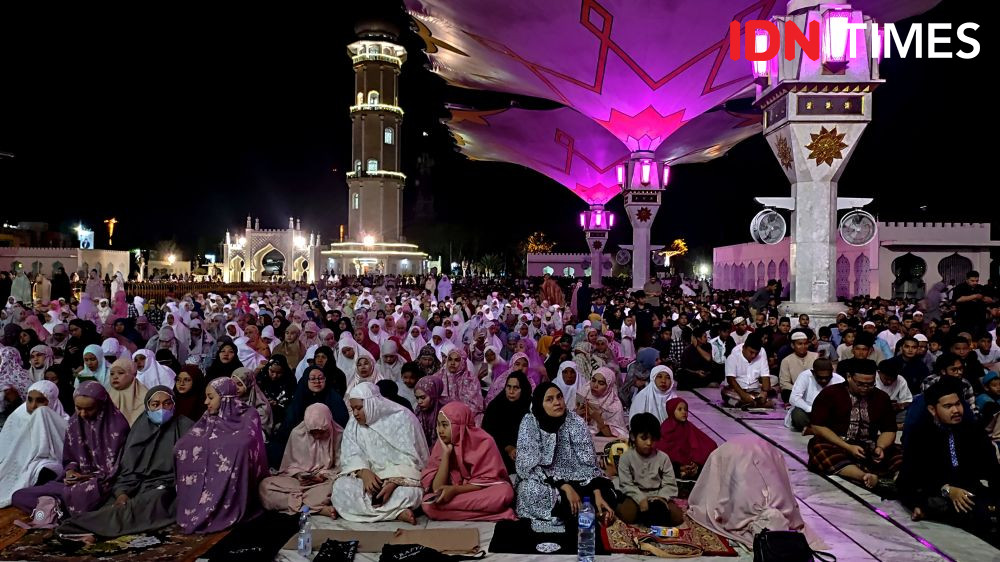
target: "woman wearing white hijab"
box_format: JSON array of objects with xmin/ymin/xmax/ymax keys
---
[
  {"xmin": 102, "ymin": 338, "xmax": 131, "ymax": 362},
  {"xmin": 367, "ymin": 319, "xmax": 388, "ymax": 347},
  {"xmin": 43, "ymin": 310, "xmax": 62, "ymax": 334},
  {"xmin": 553, "ymin": 361, "xmax": 584, "ymax": 410},
  {"xmin": 402, "ymin": 325, "xmax": 426, "ymax": 363},
  {"xmin": 337, "ymin": 334, "xmax": 360, "ymax": 379},
  {"xmin": 28, "ymin": 345, "xmax": 55, "ymax": 382},
  {"xmin": 97, "ymin": 299, "xmax": 112, "ymax": 325},
  {"xmin": 331, "ymin": 382, "xmax": 428, "ymax": 523},
  {"xmin": 132, "ymin": 349, "xmax": 176, "ymax": 389},
  {"xmin": 430, "ymin": 326, "xmax": 455, "ymax": 362},
  {"xmin": 0, "ymin": 380, "xmax": 68, "ymax": 507},
  {"xmin": 628, "ymin": 365, "xmax": 678, "ymax": 423},
  {"xmin": 162, "ymin": 304, "xmax": 191, "ymax": 353},
  {"xmin": 344, "ymin": 347, "xmax": 383, "ymax": 398}
]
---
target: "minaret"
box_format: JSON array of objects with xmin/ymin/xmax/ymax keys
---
[{"xmin": 346, "ymin": 21, "xmax": 406, "ymax": 243}]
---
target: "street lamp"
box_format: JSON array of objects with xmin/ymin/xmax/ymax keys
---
[
  {"xmin": 167, "ymin": 254, "xmax": 176, "ymax": 265},
  {"xmin": 363, "ymin": 235, "xmax": 375, "ymax": 247}
]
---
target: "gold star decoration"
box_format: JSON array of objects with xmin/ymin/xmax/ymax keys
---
[
  {"xmin": 776, "ymin": 135, "xmax": 793, "ymax": 170},
  {"xmin": 804, "ymin": 126, "xmax": 848, "ymax": 166},
  {"xmin": 636, "ymin": 208, "xmax": 652, "ymax": 222}
]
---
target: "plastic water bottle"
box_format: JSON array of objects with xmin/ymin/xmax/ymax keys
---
[
  {"xmin": 577, "ymin": 497, "xmax": 596, "ymax": 562},
  {"xmin": 297, "ymin": 505, "xmax": 312, "ymax": 556}
]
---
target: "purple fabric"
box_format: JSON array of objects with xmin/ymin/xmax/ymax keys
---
[
  {"xmin": 174, "ymin": 377, "xmax": 268, "ymax": 533},
  {"xmin": 414, "ymin": 375, "xmax": 452, "ymax": 447},
  {"xmin": 63, "ymin": 382, "xmax": 131, "ymax": 514}
]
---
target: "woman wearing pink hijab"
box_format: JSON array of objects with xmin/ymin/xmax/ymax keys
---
[
  {"xmin": 420, "ymin": 401, "xmax": 515, "ymax": 521},
  {"xmin": 259, "ymin": 403, "xmax": 342, "ymax": 516},
  {"xmin": 435, "ymin": 348, "xmax": 484, "ymax": 425}
]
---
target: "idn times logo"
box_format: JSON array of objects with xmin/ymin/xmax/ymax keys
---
[{"xmin": 730, "ymin": 20, "xmax": 981, "ymax": 61}]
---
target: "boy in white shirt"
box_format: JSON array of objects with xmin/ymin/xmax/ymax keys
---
[
  {"xmin": 876, "ymin": 359, "xmax": 913, "ymax": 429},
  {"xmin": 722, "ymin": 334, "xmax": 775, "ymax": 408},
  {"xmin": 785, "ymin": 358, "xmax": 844, "ymax": 433}
]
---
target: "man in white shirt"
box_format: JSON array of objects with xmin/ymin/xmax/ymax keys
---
[
  {"xmin": 876, "ymin": 316, "xmax": 903, "ymax": 355},
  {"xmin": 876, "ymin": 359, "xmax": 913, "ymax": 428},
  {"xmin": 709, "ymin": 323, "xmax": 732, "ymax": 364},
  {"xmin": 785, "ymin": 358, "xmax": 844, "ymax": 432},
  {"xmin": 730, "ymin": 316, "xmax": 750, "ymax": 346},
  {"xmin": 722, "ymin": 334, "xmax": 775, "ymax": 408}
]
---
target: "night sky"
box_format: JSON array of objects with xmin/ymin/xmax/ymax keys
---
[{"xmin": 0, "ymin": 0, "xmax": 994, "ymax": 271}]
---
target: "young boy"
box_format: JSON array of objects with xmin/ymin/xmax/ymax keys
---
[
  {"xmin": 975, "ymin": 371, "xmax": 1000, "ymax": 417},
  {"xmin": 816, "ymin": 326, "xmax": 837, "ymax": 365},
  {"xmin": 975, "ymin": 333, "xmax": 1000, "ymax": 372},
  {"xmin": 876, "ymin": 359, "xmax": 913, "ymax": 429},
  {"xmin": 836, "ymin": 329, "xmax": 856, "ymax": 362},
  {"xmin": 616, "ymin": 413, "xmax": 684, "ymax": 527}
]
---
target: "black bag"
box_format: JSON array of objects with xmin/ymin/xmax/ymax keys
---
[
  {"xmin": 314, "ymin": 539, "xmax": 359, "ymax": 562},
  {"xmin": 753, "ymin": 529, "xmax": 836, "ymax": 562},
  {"xmin": 378, "ymin": 544, "xmax": 486, "ymax": 562}
]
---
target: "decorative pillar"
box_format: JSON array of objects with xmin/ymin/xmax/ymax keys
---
[
  {"xmin": 580, "ymin": 205, "xmax": 614, "ymax": 288},
  {"xmin": 621, "ymin": 152, "xmax": 669, "ymax": 289},
  {"xmin": 753, "ymin": 0, "xmax": 880, "ymax": 324}
]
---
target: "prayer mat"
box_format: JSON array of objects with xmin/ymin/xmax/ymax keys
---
[
  {"xmin": 206, "ymin": 510, "xmax": 297, "ymax": 562},
  {"xmin": 0, "ymin": 524, "xmax": 227, "ymax": 562},
  {"xmin": 0, "ymin": 508, "xmax": 29, "ymax": 551},
  {"xmin": 600, "ymin": 515, "xmax": 737, "ymax": 557},
  {"xmin": 713, "ymin": 401, "xmax": 788, "ymax": 420},
  {"xmin": 488, "ymin": 518, "xmax": 609, "ymax": 555}
]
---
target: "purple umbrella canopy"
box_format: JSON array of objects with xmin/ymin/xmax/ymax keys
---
[
  {"xmin": 446, "ymin": 103, "xmax": 761, "ymax": 204},
  {"xmin": 410, "ymin": 0, "xmax": 940, "ymax": 152}
]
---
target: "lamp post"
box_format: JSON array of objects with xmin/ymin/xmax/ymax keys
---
[
  {"xmin": 580, "ymin": 205, "xmax": 614, "ymax": 288},
  {"xmin": 621, "ymin": 155, "xmax": 671, "ymax": 289},
  {"xmin": 752, "ymin": 0, "xmax": 881, "ymax": 325}
]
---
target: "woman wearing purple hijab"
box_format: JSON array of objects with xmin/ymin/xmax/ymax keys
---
[
  {"xmin": 12, "ymin": 381, "xmax": 130, "ymax": 515},
  {"xmin": 174, "ymin": 377, "xmax": 268, "ymax": 533},
  {"xmin": 413, "ymin": 375, "xmax": 452, "ymax": 447}
]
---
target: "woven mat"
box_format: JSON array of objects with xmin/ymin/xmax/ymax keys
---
[
  {"xmin": 600, "ymin": 514, "xmax": 737, "ymax": 557},
  {"xmin": 0, "ymin": 508, "xmax": 29, "ymax": 551},
  {"xmin": 0, "ymin": 523, "xmax": 227, "ymax": 562}
]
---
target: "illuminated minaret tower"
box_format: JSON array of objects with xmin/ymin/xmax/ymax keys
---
[{"xmin": 346, "ymin": 21, "xmax": 406, "ymax": 243}]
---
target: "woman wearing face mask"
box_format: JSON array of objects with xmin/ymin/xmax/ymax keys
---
[
  {"xmin": 174, "ymin": 378, "xmax": 269, "ymax": 533},
  {"xmin": 259, "ymin": 403, "xmax": 342, "ymax": 517},
  {"xmin": 107, "ymin": 357, "xmax": 148, "ymax": 426},
  {"xmin": 0, "ymin": 380, "xmax": 68, "ymax": 507},
  {"xmin": 12, "ymin": 381, "xmax": 130, "ymax": 516},
  {"xmin": 57, "ymin": 386, "xmax": 194, "ymax": 537}
]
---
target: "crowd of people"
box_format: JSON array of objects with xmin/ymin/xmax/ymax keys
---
[{"xmin": 0, "ymin": 267, "xmax": 998, "ymax": 551}]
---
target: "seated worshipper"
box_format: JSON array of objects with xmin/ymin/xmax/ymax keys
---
[
  {"xmin": 344, "ymin": 347, "xmax": 383, "ymax": 397},
  {"xmin": 678, "ymin": 326, "xmax": 723, "ymax": 389},
  {"xmin": 572, "ymin": 341, "xmax": 602, "ymax": 382},
  {"xmin": 687, "ymin": 435, "xmax": 824, "ymax": 551},
  {"xmin": 273, "ymin": 323, "xmax": 307, "ymax": 374},
  {"xmin": 807, "ymin": 359, "xmax": 902, "ymax": 492},
  {"xmin": 28, "ymin": 344, "xmax": 54, "ymax": 382},
  {"xmin": 883, "ymin": 336, "xmax": 931, "ymax": 396},
  {"xmin": 332, "ymin": 382, "xmax": 429, "ymax": 524},
  {"xmin": 77, "ymin": 343, "xmax": 110, "ymax": 388},
  {"xmin": 0, "ymin": 380, "xmax": 68, "ymax": 507},
  {"xmin": 133, "ymin": 348, "xmax": 176, "ymax": 389},
  {"xmin": 576, "ymin": 366, "xmax": 628, "ymax": 438},
  {"xmin": 272, "ymin": 366, "xmax": 350, "ymax": 467},
  {"xmin": 655, "ymin": 397, "xmax": 717, "ymax": 479},
  {"xmin": 515, "ymin": 382, "xmax": 617, "ymax": 532},
  {"xmin": 206, "ymin": 341, "xmax": 244, "ymax": 381},
  {"xmin": 56, "ymin": 386, "xmax": 193, "ymax": 537},
  {"xmin": 43, "ymin": 363, "xmax": 77, "ymax": 414},
  {"xmin": 619, "ymin": 348, "xmax": 657, "ymax": 411},
  {"xmin": 12, "ymin": 381, "xmax": 129, "ymax": 516},
  {"xmin": 629, "ymin": 365, "xmax": 678, "ymax": 423},
  {"xmin": 420, "ymin": 401, "xmax": 516, "ymax": 521},
  {"xmin": 416, "ymin": 344, "xmax": 441, "ymax": 377},
  {"xmin": 232, "ymin": 367, "xmax": 275, "ymax": 438},
  {"xmin": 398, "ymin": 361, "xmax": 422, "ymax": 409},
  {"xmin": 785, "ymin": 358, "xmax": 844, "ymax": 432},
  {"xmin": 616, "ymin": 413, "xmax": 684, "ymax": 527},
  {"xmin": 311, "ymin": 346, "xmax": 348, "ymax": 397},
  {"xmin": 108, "ymin": 357, "xmax": 149, "ymax": 425},
  {"xmin": 175, "ymin": 378, "xmax": 268, "ymax": 533},
  {"xmin": 154, "ymin": 349, "xmax": 183, "ymax": 377},
  {"xmin": 174, "ymin": 364, "xmax": 207, "ymax": 421},
  {"xmin": 260, "ymin": 403, "xmax": 342, "ymax": 516},
  {"xmin": 377, "ymin": 380, "xmax": 413, "ymax": 411},
  {"xmin": 414, "ymin": 375, "xmax": 452, "ymax": 447},
  {"xmin": 922, "ymin": 352, "xmax": 979, "ymax": 417},
  {"xmin": 722, "ymin": 335, "xmax": 776, "ymax": 408},
  {"xmin": 481, "ymin": 371, "xmax": 532, "ymax": 476},
  {"xmin": 975, "ymin": 371, "xmax": 1000, "ymax": 423},
  {"xmin": 485, "ymin": 352, "xmax": 530, "ymax": 405},
  {"xmin": 553, "ymin": 360, "xmax": 583, "ymax": 411},
  {"xmin": 876, "ymin": 359, "xmax": 914, "ymax": 429},
  {"xmin": 437, "ymin": 348, "xmax": 485, "ymax": 424},
  {"xmin": 259, "ymin": 355, "xmax": 296, "ymax": 425},
  {"xmin": 898, "ymin": 379, "xmax": 1000, "ymax": 546},
  {"xmin": 778, "ymin": 331, "xmax": 818, "ymax": 403}
]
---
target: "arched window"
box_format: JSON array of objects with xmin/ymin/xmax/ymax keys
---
[
  {"xmin": 563, "ymin": 267, "xmax": 575, "ymax": 277},
  {"xmin": 356, "ymin": 92, "xmax": 364, "ymax": 105},
  {"xmin": 367, "ymin": 90, "xmax": 379, "ymax": 104},
  {"xmin": 384, "ymin": 127, "xmax": 393, "ymax": 145},
  {"xmin": 746, "ymin": 262, "xmax": 756, "ymax": 291},
  {"xmin": 366, "ymin": 159, "xmax": 378, "ymax": 172},
  {"xmin": 383, "ymin": 46, "xmax": 392, "ymax": 55},
  {"xmin": 836, "ymin": 255, "xmax": 851, "ymax": 298},
  {"xmin": 367, "ymin": 45, "xmax": 378, "ymax": 54},
  {"xmin": 542, "ymin": 266, "xmax": 554, "ymax": 275},
  {"xmin": 354, "ymin": 160, "xmax": 362, "ymax": 173},
  {"xmin": 352, "ymin": 193, "xmax": 360, "ymax": 210}
]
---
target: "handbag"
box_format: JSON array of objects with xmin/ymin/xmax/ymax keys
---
[
  {"xmin": 752, "ymin": 529, "xmax": 836, "ymax": 562},
  {"xmin": 14, "ymin": 496, "xmax": 63, "ymax": 530}
]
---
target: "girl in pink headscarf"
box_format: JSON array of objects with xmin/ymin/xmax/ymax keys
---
[
  {"xmin": 259, "ymin": 403, "xmax": 343, "ymax": 516},
  {"xmin": 420, "ymin": 401, "xmax": 515, "ymax": 521},
  {"xmin": 435, "ymin": 349, "xmax": 484, "ymax": 425}
]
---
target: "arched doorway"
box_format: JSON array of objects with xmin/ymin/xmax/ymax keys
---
[
  {"xmin": 836, "ymin": 255, "xmax": 851, "ymax": 299},
  {"xmin": 937, "ymin": 253, "xmax": 974, "ymax": 287},
  {"xmin": 854, "ymin": 254, "xmax": 870, "ymax": 296},
  {"xmin": 261, "ymin": 250, "xmax": 285, "ymax": 278},
  {"xmin": 891, "ymin": 253, "xmax": 927, "ymax": 299}
]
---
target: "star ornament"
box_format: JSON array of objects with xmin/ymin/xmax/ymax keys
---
[
  {"xmin": 805, "ymin": 127, "xmax": 848, "ymax": 166},
  {"xmin": 636, "ymin": 208, "xmax": 652, "ymax": 222}
]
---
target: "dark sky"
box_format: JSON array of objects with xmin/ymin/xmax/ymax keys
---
[{"xmin": 0, "ymin": 0, "xmax": 994, "ymax": 269}]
